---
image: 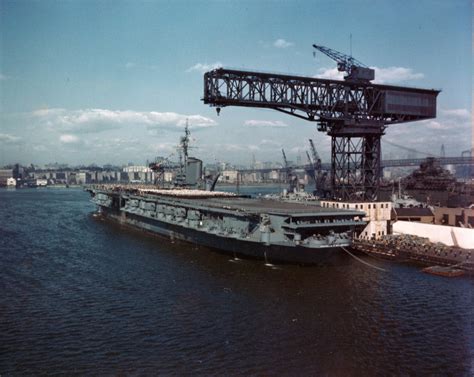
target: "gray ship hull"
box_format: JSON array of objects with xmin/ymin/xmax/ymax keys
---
[
  {"xmin": 88, "ymin": 186, "xmax": 366, "ymax": 265},
  {"xmin": 99, "ymin": 206, "xmax": 346, "ymax": 265}
]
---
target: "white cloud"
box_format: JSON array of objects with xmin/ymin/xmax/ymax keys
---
[
  {"xmin": 260, "ymin": 139, "xmax": 282, "ymax": 147},
  {"xmin": 244, "ymin": 120, "xmax": 288, "ymax": 128},
  {"xmin": 0, "ymin": 133, "xmax": 21, "ymax": 144},
  {"xmin": 273, "ymin": 39, "xmax": 294, "ymax": 48},
  {"xmin": 315, "ymin": 66, "xmax": 424, "ymax": 84},
  {"xmin": 290, "ymin": 146, "xmax": 308, "ymax": 154},
  {"xmin": 206, "ymin": 143, "xmax": 260, "ymax": 153},
  {"xmin": 373, "ymin": 66, "xmax": 424, "ymax": 84},
  {"xmin": 315, "ymin": 67, "xmax": 344, "ymax": 81},
  {"xmin": 421, "ymin": 120, "xmax": 451, "ymax": 130},
  {"xmin": 441, "ymin": 108, "xmax": 471, "ymax": 120},
  {"xmin": 0, "ymin": 73, "xmax": 7, "ymax": 81},
  {"xmin": 125, "ymin": 62, "xmax": 136, "ymax": 69},
  {"xmin": 186, "ymin": 62, "xmax": 223, "ymax": 73},
  {"xmin": 32, "ymin": 108, "xmax": 217, "ymax": 133},
  {"xmin": 59, "ymin": 134, "xmax": 80, "ymax": 144},
  {"xmin": 33, "ymin": 144, "xmax": 48, "ymax": 152}
]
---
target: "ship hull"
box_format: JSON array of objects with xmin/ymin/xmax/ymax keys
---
[{"xmin": 98, "ymin": 206, "xmax": 347, "ymax": 265}]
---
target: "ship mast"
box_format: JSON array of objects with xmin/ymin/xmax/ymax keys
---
[{"xmin": 177, "ymin": 119, "xmax": 191, "ymax": 185}]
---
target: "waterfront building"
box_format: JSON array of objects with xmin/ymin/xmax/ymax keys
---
[
  {"xmin": 0, "ymin": 169, "xmax": 13, "ymax": 186},
  {"xmin": 434, "ymin": 206, "xmax": 474, "ymax": 227},
  {"xmin": 392, "ymin": 207, "xmax": 435, "ymax": 223},
  {"xmin": 321, "ymin": 200, "xmax": 392, "ymax": 240}
]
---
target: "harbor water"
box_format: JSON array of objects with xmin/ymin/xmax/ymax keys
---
[{"xmin": 1, "ymin": 188, "xmax": 473, "ymax": 375}]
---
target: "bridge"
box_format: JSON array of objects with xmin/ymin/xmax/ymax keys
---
[{"xmin": 237, "ymin": 156, "xmax": 474, "ymax": 175}]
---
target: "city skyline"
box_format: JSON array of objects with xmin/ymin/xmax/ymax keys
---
[{"xmin": 0, "ymin": 0, "xmax": 472, "ymax": 166}]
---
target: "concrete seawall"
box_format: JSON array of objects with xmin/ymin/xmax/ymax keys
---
[{"xmin": 393, "ymin": 221, "xmax": 474, "ymax": 249}]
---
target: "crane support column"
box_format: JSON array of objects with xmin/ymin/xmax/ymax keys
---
[{"xmin": 329, "ymin": 121, "xmax": 384, "ymax": 200}]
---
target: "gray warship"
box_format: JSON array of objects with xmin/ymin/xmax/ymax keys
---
[{"xmin": 88, "ymin": 126, "xmax": 366, "ymax": 264}]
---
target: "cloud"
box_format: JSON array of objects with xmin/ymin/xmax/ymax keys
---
[
  {"xmin": 273, "ymin": 39, "xmax": 294, "ymax": 48},
  {"xmin": 0, "ymin": 133, "xmax": 21, "ymax": 144},
  {"xmin": 244, "ymin": 120, "xmax": 288, "ymax": 128},
  {"xmin": 0, "ymin": 73, "xmax": 7, "ymax": 81},
  {"xmin": 373, "ymin": 66, "xmax": 424, "ymax": 84},
  {"xmin": 441, "ymin": 108, "xmax": 471, "ymax": 120},
  {"xmin": 32, "ymin": 144, "xmax": 48, "ymax": 152},
  {"xmin": 421, "ymin": 120, "xmax": 451, "ymax": 130},
  {"xmin": 206, "ymin": 143, "xmax": 260, "ymax": 153},
  {"xmin": 383, "ymin": 106, "xmax": 472, "ymax": 157},
  {"xmin": 59, "ymin": 134, "xmax": 80, "ymax": 144},
  {"xmin": 125, "ymin": 62, "xmax": 136, "ymax": 69},
  {"xmin": 260, "ymin": 139, "xmax": 282, "ymax": 147},
  {"xmin": 32, "ymin": 108, "xmax": 217, "ymax": 133},
  {"xmin": 315, "ymin": 66, "xmax": 424, "ymax": 84},
  {"xmin": 315, "ymin": 67, "xmax": 344, "ymax": 81},
  {"xmin": 186, "ymin": 62, "xmax": 223, "ymax": 73}
]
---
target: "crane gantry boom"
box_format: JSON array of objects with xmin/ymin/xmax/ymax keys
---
[{"xmin": 203, "ymin": 45, "xmax": 440, "ymax": 200}]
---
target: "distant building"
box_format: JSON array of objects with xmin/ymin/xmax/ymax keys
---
[
  {"xmin": 6, "ymin": 177, "xmax": 16, "ymax": 187},
  {"xmin": 36, "ymin": 179, "xmax": 48, "ymax": 187},
  {"xmin": 0, "ymin": 169, "xmax": 13, "ymax": 186},
  {"xmin": 123, "ymin": 165, "xmax": 152, "ymax": 173},
  {"xmin": 220, "ymin": 170, "xmax": 239, "ymax": 183}
]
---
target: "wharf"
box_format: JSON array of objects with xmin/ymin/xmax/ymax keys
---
[{"xmin": 354, "ymin": 234, "xmax": 474, "ymax": 273}]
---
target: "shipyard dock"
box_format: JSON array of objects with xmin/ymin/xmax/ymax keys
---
[{"xmin": 354, "ymin": 235, "xmax": 474, "ymax": 274}]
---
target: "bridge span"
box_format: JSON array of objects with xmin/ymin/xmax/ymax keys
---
[{"xmin": 237, "ymin": 156, "xmax": 474, "ymax": 175}]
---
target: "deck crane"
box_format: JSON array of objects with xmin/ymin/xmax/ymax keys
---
[
  {"xmin": 312, "ymin": 44, "xmax": 374, "ymax": 83},
  {"xmin": 149, "ymin": 153, "xmax": 174, "ymax": 186}
]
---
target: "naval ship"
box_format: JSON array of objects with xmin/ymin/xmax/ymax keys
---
[{"xmin": 88, "ymin": 126, "xmax": 366, "ymax": 264}]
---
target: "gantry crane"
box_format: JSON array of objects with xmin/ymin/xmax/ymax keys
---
[{"xmin": 203, "ymin": 43, "xmax": 440, "ymax": 200}]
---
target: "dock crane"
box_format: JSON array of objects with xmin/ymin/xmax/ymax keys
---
[
  {"xmin": 312, "ymin": 44, "xmax": 374, "ymax": 83},
  {"xmin": 309, "ymin": 139, "xmax": 328, "ymax": 197},
  {"xmin": 282, "ymin": 149, "xmax": 297, "ymax": 192},
  {"xmin": 306, "ymin": 151, "xmax": 315, "ymax": 181},
  {"xmin": 282, "ymin": 148, "xmax": 290, "ymax": 178},
  {"xmin": 203, "ymin": 44, "xmax": 439, "ymax": 200}
]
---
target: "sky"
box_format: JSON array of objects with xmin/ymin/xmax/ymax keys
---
[{"xmin": 0, "ymin": 0, "xmax": 472, "ymax": 167}]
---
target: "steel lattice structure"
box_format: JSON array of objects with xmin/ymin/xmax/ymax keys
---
[{"xmin": 203, "ymin": 68, "xmax": 440, "ymax": 200}]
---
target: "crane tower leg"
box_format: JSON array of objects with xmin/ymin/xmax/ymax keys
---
[{"xmin": 329, "ymin": 125, "xmax": 383, "ymax": 201}]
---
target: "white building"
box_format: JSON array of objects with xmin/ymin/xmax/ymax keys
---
[
  {"xmin": 321, "ymin": 200, "xmax": 392, "ymax": 240},
  {"xmin": 36, "ymin": 178, "xmax": 48, "ymax": 187},
  {"xmin": 220, "ymin": 170, "xmax": 239, "ymax": 183},
  {"xmin": 123, "ymin": 165, "xmax": 152, "ymax": 173}
]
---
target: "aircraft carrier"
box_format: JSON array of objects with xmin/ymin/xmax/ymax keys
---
[{"xmin": 88, "ymin": 185, "xmax": 365, "ymax": 264}]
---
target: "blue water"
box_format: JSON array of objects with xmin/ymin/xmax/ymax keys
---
[{"xmin": 1, "ymin": 188, "xmax": 473, "ymax": 375}]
